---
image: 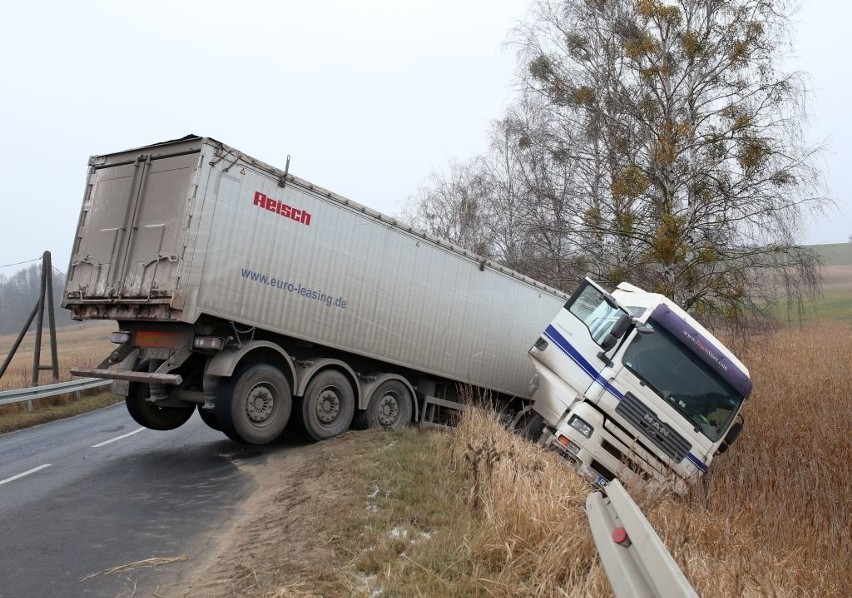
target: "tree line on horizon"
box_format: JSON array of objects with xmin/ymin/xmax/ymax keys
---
[{"xmin": 0, "ymin": 264, "xmax": 70, "ymax": 336}]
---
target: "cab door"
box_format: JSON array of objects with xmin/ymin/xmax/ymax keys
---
[{"xmin": 530, "ymin": 279, "xmax": 629, "ymax": 407}]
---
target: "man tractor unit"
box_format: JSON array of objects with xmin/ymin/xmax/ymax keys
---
[{"xmin": 523, "ymin": 279, "xmax": 751, "ymax": 490}]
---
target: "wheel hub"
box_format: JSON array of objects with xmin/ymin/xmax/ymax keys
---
[
  {"xmin": 377, "ymin": 394, "xmax": 399, "ymax": 427},
  {"xmin": 316, "ymin": 388, "xmax": 340, "ymax": 424},
  {"xmin": 246, "ymin": 384, "xmax": 275, "ymax": 424}
]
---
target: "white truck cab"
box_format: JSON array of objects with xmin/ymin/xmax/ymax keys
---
[{"xmin": 527, "ymin": 278, "xmax": 751, "ymax": 490}]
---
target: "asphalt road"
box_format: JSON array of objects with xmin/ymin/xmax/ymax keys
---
[{"xmin": 0, "ymin": 404, "xmax": 270, "ymax": 597}]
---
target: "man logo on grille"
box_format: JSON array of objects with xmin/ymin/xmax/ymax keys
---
[{"xmin": 642, "ymin": 412, "xmax": 670, "ymax": 440}]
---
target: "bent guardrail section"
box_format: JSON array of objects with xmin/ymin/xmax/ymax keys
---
[
  {"xmin": 586, "ymin": 479, "xmax": 698, "ymax": 598},
  {"xmin": 0, "ymin": 378, "xmax": 111, "ymax": 407}
]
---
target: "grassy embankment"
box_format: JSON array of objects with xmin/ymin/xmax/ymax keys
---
[
  {"xmin": 232, "ymin": 320, "xmax": 849, "ymax": 598},
  {"xmin": 0, "ymin": 321, "xmax": 119, "ymax": 432}
]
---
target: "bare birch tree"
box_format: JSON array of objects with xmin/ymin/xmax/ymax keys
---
[{"xmin": 512, "ymin": 0, "xmax": 826, "ymax": 322}]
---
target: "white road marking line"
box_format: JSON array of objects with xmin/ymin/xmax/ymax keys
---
[
  {"xmin": 0, "ymin": 463, "xmax": 52, "ymax": 486},
  {"xmin": 91, "ymin": 427, "xmax": 145, "ymax": 448}
]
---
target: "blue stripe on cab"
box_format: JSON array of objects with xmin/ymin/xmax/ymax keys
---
[
  {"xmin": 687, "ymin": 453, "xmax": 708, "ymax": 472},
  {"xmin": 543, "ymin": 325, "xmax": 623, "ymax": 400}
]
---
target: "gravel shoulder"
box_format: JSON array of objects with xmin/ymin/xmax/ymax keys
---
[{"xmin": 178, "ymin": 432, "xmax": 377, "ymax": 598}]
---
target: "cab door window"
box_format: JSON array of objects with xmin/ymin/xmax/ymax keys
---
[{"xmin": 567, "ymin": 283, "xmax": 624, "ymax": 346}]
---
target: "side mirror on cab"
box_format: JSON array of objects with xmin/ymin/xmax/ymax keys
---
[
  {"xmin": 716, "ymin": 419, "xmax": 744, "ymax": 455},
  {"xmin": 600, "ymin": 313, "xmax": 633, "ymax": 352}
]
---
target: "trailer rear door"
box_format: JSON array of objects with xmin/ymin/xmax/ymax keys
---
[{"xmin": 66, "ymin": 141, "xmax": 201, "ymax": 303}]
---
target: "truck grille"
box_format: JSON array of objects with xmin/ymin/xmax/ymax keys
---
[{"xmin": 616, "ymin": 393, "xmax": 691, "ymax": 463}]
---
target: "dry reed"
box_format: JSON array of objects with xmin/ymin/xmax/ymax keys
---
[{"xmin": 449, "ymin": 408, "xmax": 611, "ymax": 597}]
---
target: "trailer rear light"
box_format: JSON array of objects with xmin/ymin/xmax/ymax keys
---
[
  {"xmin": 568, "ymin": 415, "xmax": 593, "ymax": 438},
  {"xmin": 556, "ymin": 434, "xmax": 581, "ymax": 455},
  {"xmin": 111, "ymin": 331, "xmax": 131, "ymax": 344},
  {"xmin": 193, "ymin": 336, "xmax": 224, "ymax": 351},
  {"xmin": 136, "ymin": 330, "xmax": 183, "ymax": 348}
]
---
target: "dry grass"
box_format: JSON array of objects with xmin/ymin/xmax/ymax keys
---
[
  {"xmin": 446, "ymin": 410, "xmax": 611, "ymax": 597},
  {"xmin": 684, "ymin": 321, "xmax": 851, "ymax": 595},
  {"xmin": 0, "ymin": 393, "xmax": 123, "ymax": 434},
  {"xmin": 336, "ymin": 418, "xmax": 611, "ymax": 597}
]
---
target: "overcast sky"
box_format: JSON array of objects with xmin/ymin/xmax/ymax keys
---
[{"xmin": 1, "ymin": 0, "xmax": 849, "ymax": 278}]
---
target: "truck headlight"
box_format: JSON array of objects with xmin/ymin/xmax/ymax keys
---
[{"xmin": 568, "ymin": 415, "xmax": 593, "ymax": 438}]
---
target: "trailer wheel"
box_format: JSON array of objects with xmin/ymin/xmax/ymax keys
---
[
  {"xmin": 216, "ymin": 363, "xmax": 292, "ymax": 444},
  {"xmin": 196, "ymin": 405, "xmax": 221, "ymax": 431},
  {"xmin": 126, "ymin": 379, "xmax": 195, "ymax": 431},
  {"xmin": 301, "ymin": 370, "xmax": 355, "ymax": 441},
  {"xmin": 365, "ymin": 380, "xmax": 413, "ymax": 430}
]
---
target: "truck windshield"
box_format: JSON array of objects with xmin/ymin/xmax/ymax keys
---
[{"xmin": 622, "ymin": 327, "xmax": 743, "ymax": 441}]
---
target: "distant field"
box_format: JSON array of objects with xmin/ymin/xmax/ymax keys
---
[
  {"xmin": 797, "ymin": 288, "xmax": 852, "ymax": 321},
  {"xmin": 0, "ymin": 321, "xmax": 115, "ymax": 391},
  {"xmin": 811, "ymin": 242, "xmax": 852, "ymax": 267},
  {"xmin": 798, "ymin": 243, "xmax": 852, "ymax": 321}
]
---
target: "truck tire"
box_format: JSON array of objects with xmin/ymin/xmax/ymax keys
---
[
  {"xmin": 301, "ymin": 370, "xmax": 355, "ymax": 441},
  {"xmin": 125, "ymin": 380, "xmax": 195, "ymax": 431},
  {"xmin": 196, "ymin": 405, "xmax": 221, "ymax": 431},
  {"xmin": 517, "ymin": 410, "xmax": 546, "ymax": 443},
  {"xmin": 215, "ymin": 363, "xmax": 292, "ymax": 444},
  {"xmin": 365, "ymin": 380, "xmax": 413, "ymax": 430}
]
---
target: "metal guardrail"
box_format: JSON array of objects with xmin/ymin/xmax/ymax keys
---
[
  {"xmin": 0, "ymin": 378, "xmax": 112, "ymax": 407},
  {"xmin": 586, "ymin": 479, "xmax": 698, "ymax": 598}
]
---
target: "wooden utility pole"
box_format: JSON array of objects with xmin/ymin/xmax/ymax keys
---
[
  {"xmin": 31, "ymin": 251, "xmax": 60, "ymax": 386},
  {"xmin": 0, "ymin": 252, "xmax": 60, "ymax": 406}
]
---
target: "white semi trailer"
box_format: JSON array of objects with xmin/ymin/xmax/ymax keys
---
[
  {"xmin": 523, "ymin": 279, "xmax": 752, "ymax": 489},
  {"xmin": 63, "ymin": 135, "xmax": 568, "ymax": 444},
  {"xmin": 63, "ymin": 135, "xmax": 750, "ymax": 490}
]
